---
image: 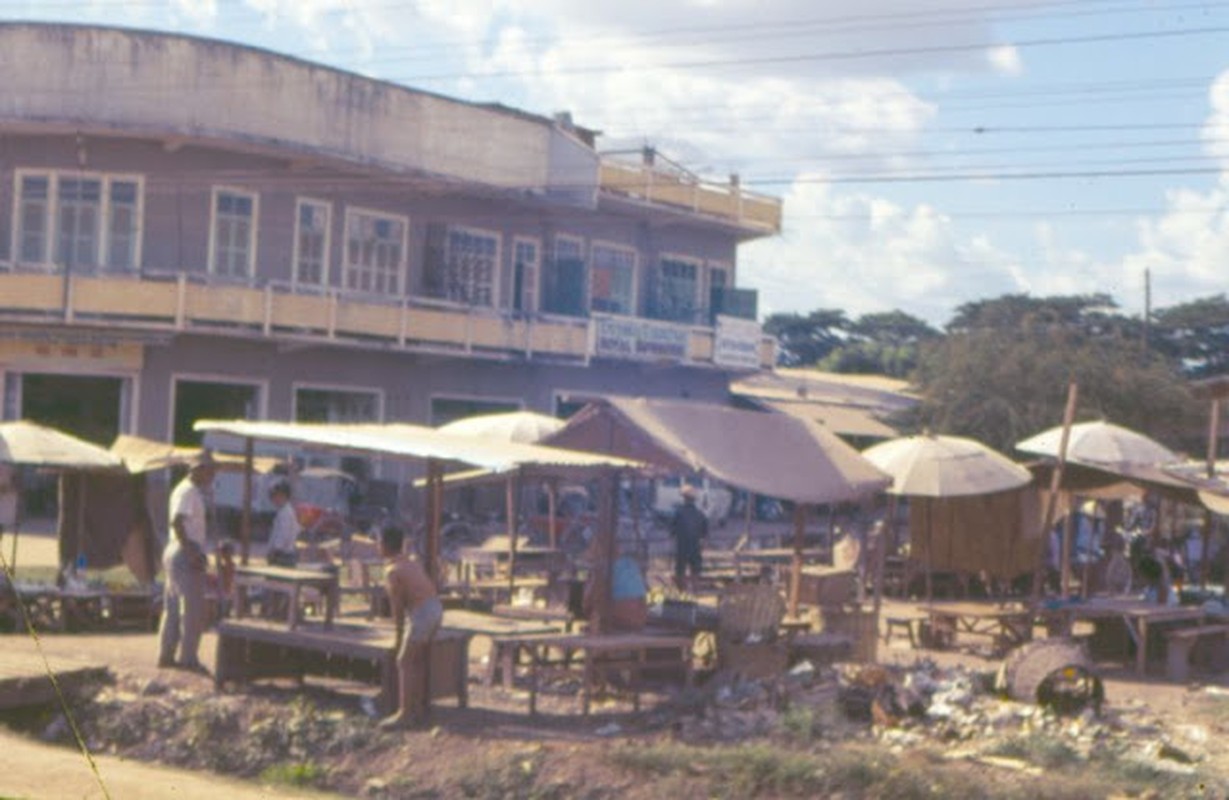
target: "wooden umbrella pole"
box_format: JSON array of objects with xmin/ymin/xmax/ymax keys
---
[
  {"xmin": 873, "ymin": 497, "xmax": 896, "ymax": 622},
  {"xmin": 788, "ymin": 503, "xmax": 805, "ymax": 619},
  {"xmin": 1032, "ymin": 381, "xmax": 1080, "ymax": 601},
  {"xmin": 925, "ymin": 499, "xmax": 933, "ymax": 604},
  {"xmin": 240, "ymin": 437, "xmax": 254, "ymax": 566}
]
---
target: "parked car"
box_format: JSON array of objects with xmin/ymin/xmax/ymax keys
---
[{"xmin": 651, "ymin": 475, "xmax": 733, "ymax": 525}]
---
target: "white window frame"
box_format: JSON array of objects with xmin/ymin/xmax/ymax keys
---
[
  {"xmin": 167, "ymin": 373, "xmax": 269, "ymax": 443},
  {"xmin": 443, "ymin": 224, "xmax": 502, "ymax": 307},
  {"xmin": 292, "ymin": 197, "xmax": 332, "ymax": 289},
  {"xmin": 207, "ymin": 186, "xmax": 260, "ymax": 280},
  {"xmin": 512, "ymin": 235, "xmax": 541, "ymax": 313},
  {"xmin": 659, "ymin": 252, "xmax": 704, "ymax": 321},
  {"xmin": 291, "ymin": 382, "xmax": 385, "ymax": 423},
  {"xmin": 342, "ymin": 206, "xmax": 409, "ymax": 296},
  {"xmin": 589, "ymin": 240, "xmax": 639, "ymax": 317},
  {"xmin": 553, "ymin": 233, "xmax": 585, "ymax": 265},
  {"xmin": 11, "ymin": 168, "xmax": 145, "ymax": 271},
  {"xmin": 2, "ymin": 367, "xmax": 139, "ymax": 434}
]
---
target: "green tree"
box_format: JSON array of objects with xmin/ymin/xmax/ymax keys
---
[
  {"xmin": 817, "ymin": 310, "xmax": 939, "ymax": 377},
  {"xmin": 910, "ymin": 322, "xmax": 1201, "ymax": 454},
  {"xmin": 762, "ymin": 309, "xmax": 850, "ymax": 366},
  {"xmin": 1151, "ymin": 294, "xmax": 1229, "ymax": 378}
]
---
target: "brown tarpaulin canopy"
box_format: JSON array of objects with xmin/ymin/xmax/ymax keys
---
[
  {"xmin": 544, "ymin": 397, "xmax": 890, "ymax": 503},
  {"xmin": 57, "ymin": 472, "xmax": 160, "ymax": 584},
  {"xmin": 907, "ymin": 488, "xmax": 1044, "ymax": 580}
]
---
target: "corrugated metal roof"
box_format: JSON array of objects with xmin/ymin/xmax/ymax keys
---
[
  {"xmin": 192, "ymin": 420, "xmax": 640, "ymax": 473},
  {"xmin": 760, "ymin": 399, "xmax": 898, "ymax": 439}
]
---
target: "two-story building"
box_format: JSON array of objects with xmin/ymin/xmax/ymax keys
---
[{"xmin": 0, "ymin": 23, "xmax": 781, "ymax": 455}]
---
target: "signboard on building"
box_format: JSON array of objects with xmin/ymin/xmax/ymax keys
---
[
  {"xmin": 714, "ymin": 315, "xmax": 763, "ymax": 370},
  {"xmin": 592, "ymin": 315, "xmax": 689, "ymax": 362},
  {"xmin": 0, "ymin": 336, "xmax": 144, "ymax": 372}
]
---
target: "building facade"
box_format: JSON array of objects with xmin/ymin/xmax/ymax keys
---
[{"xmin": 0, "ymin": 23, "xmax": 781, "ymax": 450}]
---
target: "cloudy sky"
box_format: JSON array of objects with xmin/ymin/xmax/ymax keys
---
[{"xmin": 10, "ymin": 0, "xmax": 1229, "ymax": 325}]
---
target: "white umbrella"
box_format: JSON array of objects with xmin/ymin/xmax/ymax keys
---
[
  {"xmin": 1015, "ymin": 420, "xmax": 1177, "ymax": 466},
  {"xmin": 437, "ymin": 410, "xmax": 564, "ymax": 444},
  {"xmin": 863, "ymin": 433, "xmax": 1032, "ymax": 498}
]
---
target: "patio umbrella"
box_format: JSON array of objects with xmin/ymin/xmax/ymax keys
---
[
  {"xmin": 1015, "ymin": 420, "xmax": 1177, "ymax": 467},
  {"xmin": 863, "ymin": 433, "xmax": 1032, "ymax": 602},
  {"xmin": 863, "ymin": 434, "xmax": 1032, "ymax": 499},
  {"xmin": 438, "ymin": 411, "xmax": 564, "ymax": 444},
  {"xmin": 440, "ymin": 411, "xmax": 569, "ymax": 581},
  {"xmin": 0, "ymin": 421, "xmax": 123, "ymax": 570}
]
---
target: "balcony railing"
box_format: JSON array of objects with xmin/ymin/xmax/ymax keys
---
[
  {"xmin": 0, "ymin": 265, "xmax": 775, "ymax": 370},
  {"xmin": 598, "ymin": 160, "xmax": 782, "ymax": 234}
]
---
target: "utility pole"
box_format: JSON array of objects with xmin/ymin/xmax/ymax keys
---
[{"xmin": 1141, "ymin": 268, "xmax": 1151, "ymax": 354}]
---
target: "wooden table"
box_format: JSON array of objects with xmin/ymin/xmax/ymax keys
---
[
  {"xmin": 491, "ymin": 603, "xmax": 577, "ymax": 632},
  {"xmin": 233, "ymin": 565, "xmax": 340, "ymax": 630},
  {"xmin": 526, "ymin": 632, "xmax": 694, "ymax": 715},
  {"xmin": 923, "ymin": 602, "xmax": 1035, "ymax": 653},
  {"xmin": 214, "ymin": 618, "xmax": 470, "ymax": 713},
  {"xmin": 442, "ymin": 609, "xmax": 564, "ymax": 688},
  {"xmin": 1044, "ymin": 598, "xmax": 1206, "ymax": 675}
]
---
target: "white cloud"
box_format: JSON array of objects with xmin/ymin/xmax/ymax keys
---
[
  {"xmin": 739, "ymin": 175, "xmax": 1024, "ymax": 324},
  {"xmin": 986, "ymin": 44, "xmax": 1023, "ymax": 77}
]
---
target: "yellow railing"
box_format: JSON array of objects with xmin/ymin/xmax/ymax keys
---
[
  {"xmin": 599, "ymin": 161, "xmax": 782, "ymax": 234},
  {"xmin": 0, "ymin": 271, "xmax": 773, "ymax": 369}
]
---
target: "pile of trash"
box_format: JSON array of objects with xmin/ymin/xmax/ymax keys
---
[{"xmin": 672, "ymin": 653, "xmax": 1213, "ymax": 778}]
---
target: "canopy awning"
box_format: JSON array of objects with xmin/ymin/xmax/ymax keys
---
[
  {"xmin": 193, "ymin": 420, "xmax": 641, "ymax": 474},
  {"xmin": 543, "ymin": 397, "xmax": 890, "ymax": 504},
  {"xmin": 0, "ymin": 421, "xmax": 123, "ymax": 470},
  {"xmin": 110, "ymin": 434, "xmax": 282, "ymax": 474}
]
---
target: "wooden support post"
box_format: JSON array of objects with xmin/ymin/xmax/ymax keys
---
[
  {"xmin": 925, "ymin": 498, "xmax": 934, "ymax": 603},
  {"xmin": 547, "ymin": 479, "xmax": 558, "ymax": 550},
  {"xmin": 1032, "ymin": 381, "xmax": 1079, "ymax": 601},
  {"xmin": 588, "ymin": 469, "xmax": 619, "ymax": 634},
  {"xmin": 788, "ymin": 504, "xmax": 806, "ymax": 619},
  {"xmin": 506, "ymin": 472, "xmax": 518, "ymax": 596},
  {"xmin": 426, "ymin": 459, "xmax": 443, "ymax": 587},
  {"xmin": 240, "ymin": 437, "xmax": 254, "ymax": 566},
  {"xmin": 1202, "ymin": 399, "xmax": 1221, "ymax": 587},
  {"xmin": 872, "ymin": 499, "xmax": 895, "ymax": 622},
  {"xmin": 1061, "ymin": 496, "xmax": 1076, "ymax": 597}
]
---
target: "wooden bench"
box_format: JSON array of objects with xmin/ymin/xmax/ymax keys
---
[
  {"xmin": 884, "ymin": 613, "xmax": 927, "ymax": 648},
  {"xmin": 1164, "ymin": 624, "xmax": 1229, "ymax": 682}
]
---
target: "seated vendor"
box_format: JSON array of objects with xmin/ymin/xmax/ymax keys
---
[
  {"xmin": 266, "ymin": 480, "xmax": 302, "ymax": 567},
  {"xmin": 585, "ymin": 544, "xmax": 648, "ymax": 632}
]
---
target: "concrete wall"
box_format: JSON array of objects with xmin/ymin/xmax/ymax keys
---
[
  {"xmin": 136, "ymin": 334, "xmax": 730, "ymax": 440},
  {"xmin": 0, "ymin": 23, "xmax": 595, "ymax": 198}
]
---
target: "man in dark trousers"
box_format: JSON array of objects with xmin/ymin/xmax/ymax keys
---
[{"xmin": 671, "ymin": 484, "xmax": 708, "ymax": 593}]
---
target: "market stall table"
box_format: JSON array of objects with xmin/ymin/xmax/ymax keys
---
[
  {"xmin": 442, "ymin": 609, "xmax": 565, "ymax": 688},
  {"xmin": 233, "ymin": 564, "xmax": 340, "ymax": 630},
  {"xmin": 922, "ymin": 601, "xmax": 1034, "ymax": 654},
  {"xmin": 526, "ymin": 632, "xmax": 694, "ymax": 715},
  {"xmin": 1042, "ymin": 598, "xmax": 1207, "ymax": 675},
  {"xmin": 214, "ymin": 618, "xmax": 470, "ymax": 713},
  {"xmin": 490, "ymin": 603, "xmax": 577, "ymax": 632}
]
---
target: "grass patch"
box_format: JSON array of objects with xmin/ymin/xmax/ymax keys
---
[
  {"xmin": 989, "ymin": 733, "xmax": 1081, "ymax": 769},
  {"xmin": 260, "ymin": 761, "xmax": 329, "ymax": 788},
  {"xmin": 778, "ymin": 704, "xmax": 823, "ymax": 744}
]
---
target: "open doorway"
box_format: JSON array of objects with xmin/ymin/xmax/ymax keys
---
[{"xmin": 172, "ymin": 378, "xmax": 261, "ymax": 446}]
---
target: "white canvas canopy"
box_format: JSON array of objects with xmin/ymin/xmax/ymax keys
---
[
  {"xmin": 0, "ymin": 421, "xmax": 123, "ymax": 471},
  {"xmin": 863, "ymin": 434, "xmax": 1032, "ymax": 498},
  {"xmin": 437, "ymin": 411, "xmax": 564, "ymax": 444}
]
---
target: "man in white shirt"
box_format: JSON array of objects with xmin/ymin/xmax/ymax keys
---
[
  {"xmin": 157, "ymin": 451, "xmax": 216, "ymax": 672},
  {"xmin": 266, "ymin": 480, "xmax": 301, "ymax": 567}
]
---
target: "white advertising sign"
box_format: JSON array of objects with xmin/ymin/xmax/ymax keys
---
[
  {"xmin": 592, "ymin": 315, "xmax": 689, "ymax": 362},
  {"xmin": 714, "ymin": 315, "xmax": 763, "ymax": 369}
]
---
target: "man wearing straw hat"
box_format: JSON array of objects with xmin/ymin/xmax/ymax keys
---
[{"xmin": 157, "ymin": 451, "xmax": 217, "ymax": 673}]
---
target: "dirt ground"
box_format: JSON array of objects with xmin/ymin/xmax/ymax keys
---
[{"xmin": 5, "ymin": 527, "xmax": 1229, "ymax": 798}]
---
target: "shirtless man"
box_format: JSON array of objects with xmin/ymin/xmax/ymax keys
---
[{"xmin": 379, "ymin": 525, "xmax": 442, "ymax": 729}]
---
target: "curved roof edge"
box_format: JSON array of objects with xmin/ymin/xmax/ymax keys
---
[{"xmin": 0, "ymin": 22, "xmax": 599, "ymax": 200}]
